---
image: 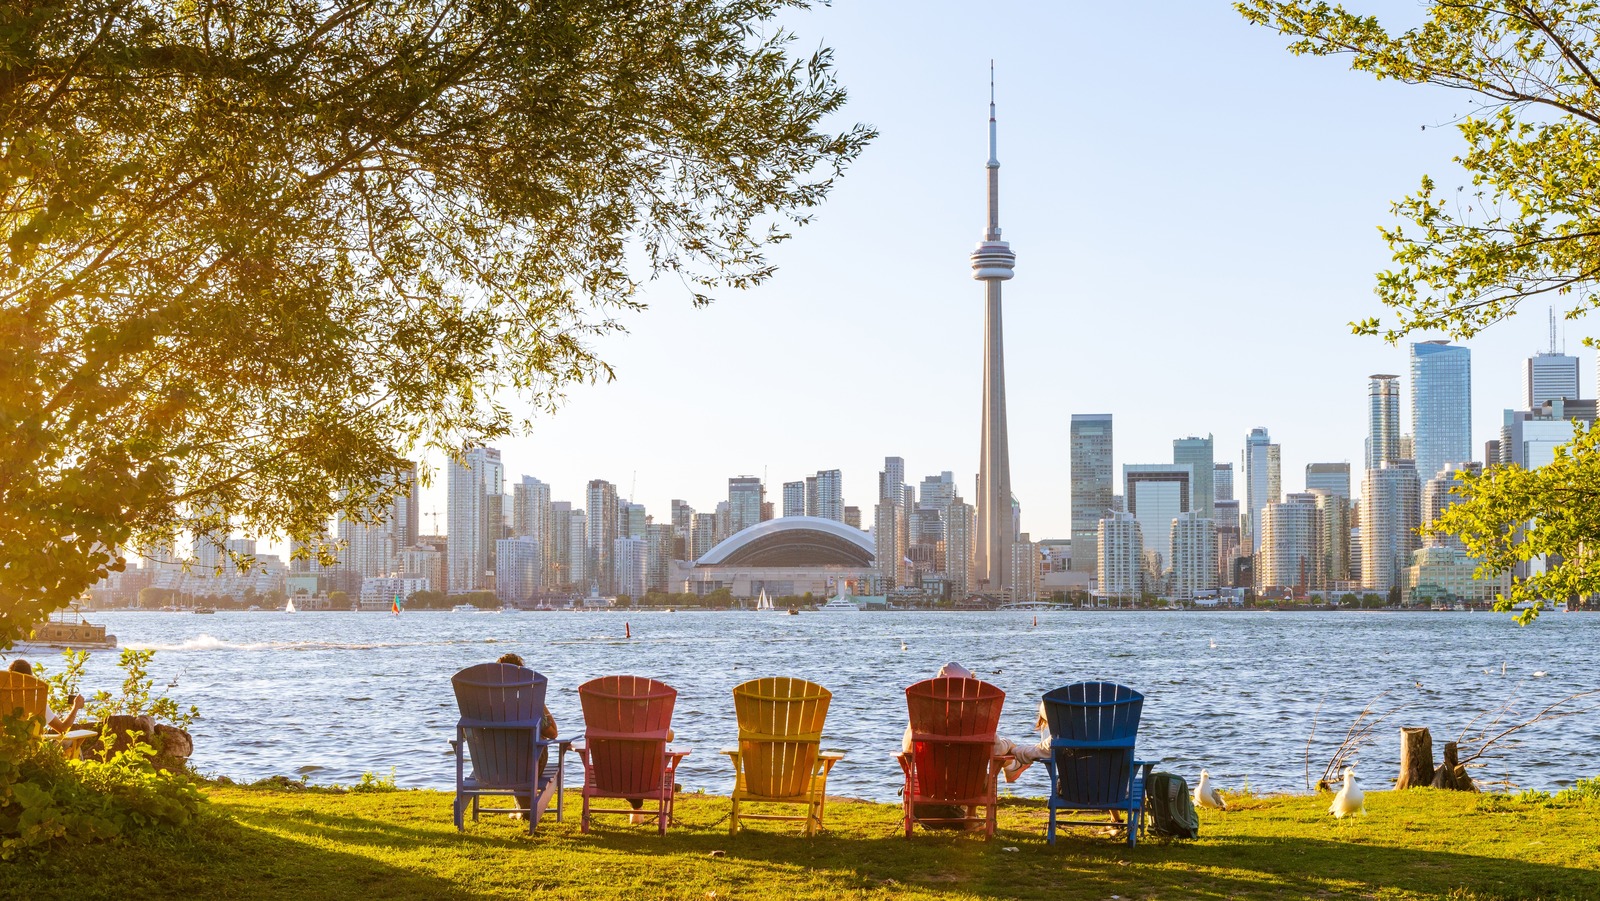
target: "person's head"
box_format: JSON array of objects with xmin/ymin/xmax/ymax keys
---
[
  {"xmin": 7, "ymin": 659, "xmax": 33, "ymax": 675},
  {"xmin": 936, "ymin": 662, "xmax": 973, "ymax": 680},
  {"xmin": 496, "ymin": 653, "xmax": 524, "ymax": 667}
]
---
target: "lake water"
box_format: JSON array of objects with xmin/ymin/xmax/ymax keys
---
[{"xmin": 20, "ymin": 609, "xmax": 1600, "ymax": 803}]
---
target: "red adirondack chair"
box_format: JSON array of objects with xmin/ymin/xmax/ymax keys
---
[
  {"xmin": 896, "ymin": 676, "xmax": 1009, "ymax": 838},
  {"xmin": 575, "ymin": 676, "xmax": 690, "ymax": 835}
]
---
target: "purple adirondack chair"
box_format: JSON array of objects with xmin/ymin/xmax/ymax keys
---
[{"xmin": 450, "ymin": 663, "xmax": 570, "ymax": 834}]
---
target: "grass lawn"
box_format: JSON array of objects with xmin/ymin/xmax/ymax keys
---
[{"xmin": 5, "ymin": 784, "xmax": 1599, "ymax": 900}]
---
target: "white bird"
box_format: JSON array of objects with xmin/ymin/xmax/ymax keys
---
[
  {"xmin": 1208, "ymin": 638, "xmax": 1218, "ymax": 649},
  {"xmin": 900, "ymin": 640, "xmax": 908, "ymax": 652},
  {"xmin": 1194, "ymin": 770, "xmax": 1226, "ymax": 810},
  {"xmin": 1329, "ymin": 768, "xmax": 1365, "ymax": 818},
  {"xmin": 1532, "ymin": 670, "xmax": 1548, "ymax": 678}
]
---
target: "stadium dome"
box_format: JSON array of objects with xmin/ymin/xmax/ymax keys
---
[{"xmin": 696, "ymin": 516, "xmax": 875, "ymax": 567}]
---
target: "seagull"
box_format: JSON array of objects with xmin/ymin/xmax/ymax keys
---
[
  {"xmin": 1194, "ymin": 770, "xmax": 1226, "ymax": 810},
  {"xmin": 900, "ymin": 640, "xmax": 908, "ymax": 652},
  {"xmin": 1329, "ymin": 768, "xmax": 1365, "ymax": 819},
  {"xmin": 1532, "ymin": 670, "xmax": 1548, "ymax": 678},
  {"xmin": 1208, "ymin": 638, "xmax": 1218, "ymax": 649}
]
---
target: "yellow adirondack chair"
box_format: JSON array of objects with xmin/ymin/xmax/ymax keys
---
[
  {"xmin": 0, "ymin": 671, "xmax": 96, "ymax": 759},
  {"xmin": 721, "ymin": 676, "xmax": 844, "ymax": 836}
]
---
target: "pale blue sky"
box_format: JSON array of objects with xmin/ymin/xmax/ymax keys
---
[{"xmin": 412, "ymin": 2, "xmax": 1590, "ymax": 543}]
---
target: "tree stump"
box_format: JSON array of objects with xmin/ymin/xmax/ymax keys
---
[
  {"xmin": 1430, "ymin": 741, "xmax": 1477, "ymax": 792},
  {"xmin": 1396, "ymin": 726, "xmax": 1435, "ymax": 789}
]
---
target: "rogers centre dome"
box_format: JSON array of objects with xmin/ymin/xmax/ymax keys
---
[{"xmin": 696, "ymin": 516, "xmax": 876, "ymax": 568}]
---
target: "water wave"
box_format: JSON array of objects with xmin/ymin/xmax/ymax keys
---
[{"xmin": 123, "ymin": 634, "xmax": 503, "ymax": 653}]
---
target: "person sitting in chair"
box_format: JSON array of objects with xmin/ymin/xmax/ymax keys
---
[
  {"xmin": 6, "ymin": 660, "xmax": 83, "ymax": 733},
  {"xmin": 901, "ymin": 662, "xmax": 1050, "ymax": 782},
  {"xmin": 494, "ymin": 653, "xmax": 557, "ymax": 820}
]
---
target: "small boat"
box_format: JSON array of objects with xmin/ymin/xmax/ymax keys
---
[
  {"xmin": 285, "ymin": 598, "xmax": 297, "ymax": 614},
  {"xmin": 25, "ymin": 605, "xmax": 117, "ymax": 650},
  {"xmin": 787, "ymin": 607, "xmax": 799, "ymax": 616},
  {"xmin": 755, "ymin": 589, "xmax": 775, "ymax": 612},
  {"xmin": 452, "ymin": 603, "xmax": 479, "ymax": 613},
  {"xmin": 194, "ymin": 606, "xmax": 216, "ymax": 615},
  {"xmin": 247, "ymin": 605, "xmax": 262, "ymax": 611}
]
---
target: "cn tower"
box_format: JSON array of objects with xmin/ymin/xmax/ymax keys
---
[{"xmin": 971, "ymin": 63, "xmax": 1016, "ymax": 594}]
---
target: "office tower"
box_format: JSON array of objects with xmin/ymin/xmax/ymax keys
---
[
  {"xmin": 1173, "ymin": 436, "xmax": 1215, "ymax": 519},
  {"xmin": 1214, "ymin": 499, "xmax": 1242, "ymax": 586},
  {"xmin": 1305, "ymin": 463, "xmax": 1352, "ymax": 499},
  {"xmin": 549, "ymin": 501, "xmax": 572, "ymax": 588},
  {"xmin": 874, "ymin": 501, "xmax": 903, "ymax": 589},
  {"xmin": 690, "ymin": 512, "xmax": 718, "ymax": 561},
  {"xmin": 567, "ymin": 509, "xmax": 588, "ymax": 587},
  {"xmin": 619, "ymin": 501, "xmax": 647, "ymax": 540},
  {"xmin": 1097, "ymin": 512, "xmax": 1143, "ymax": 601},
  {"xmin": 512, "ymin": 476, "xmax": 552, "ymax": 546},
  {"xmin": 1123, "ymin": 463, "xmax": 1191, "ymax": 571},
  {"xmin": 1483, "ymin": 439, "xmax": 1502, "ymax": 465},
  {"xmin": 447, "ymin": 446, "xmax": 503, "ymax": 592},
  {"xmin": 804, "ymin": 476, "xmax": 819, "ymax": 517},
  {"xmin": 494, "ymin": 536, "xmax": 542, "ymax": 603},
  {"xmin": 945, "ymin": 498, "xmax": 974, "ymax": 599},
  {"xmin": 1411, "ymin": 340, "xmax": 1472, "ymax": 481},
  {"xmin": 1242, "ymin": 427, "xmax": 1279, "ymax": 551},
  {"xmin": 878, "ymin": 457, "xmax": 905, "ymax": 502},
  {"xmin": 971, "ymin": 72, "xmax": 1018, "ymax": 596},
  {"xmin": 1311, "ymin": 490, "xmax": 1351, "ymax": 585},
  {"xmin": 1008, "ymin": 533, "xmax": 1037, "ymax": 602},
  {"xmin": 714, "ymin": 501, "xmax": 731, "ymax": 542},
  {"xmin": 1367, "ymin": 374, "xmax": 1402, "ymax": 470},
  {"xmin": 811, "ymin": 469, "xmax": 843, "ymax": 521},
  {"xmin": 645, "ymin": 522, "xmax": 674, "ymax": 593},
  {"xmin": 728, "ymin": 476, "xmax": 764, "ymax": 534},
  {"xmin": 338, "ymin": 510, "xmax": 392, "ymax": 580},
  {"xmin": 1257, "ymin": 499, "xmax": 1319, "ymax": 596},
  {"xmin": 1069, "ymin": 414, "xmax": 1114, "ymax": 572},
  {"xmin": 782, "ymin": 481, "xmax": 805, "ymax": 517},
  {"xmin": 1526, "ymin": 309, "xmax": 1580, "ymax": 406},
  {"xmin": 1362, "ymin": 460, "xmax": 1421, "ymax": 594},
  {"xmin": 1213, "ymin": 463, "xmax": 1234, "ymax": 503},
  {"xmin": 1423, "ymin": 462, "xmax": 1480, "ymax": 549},
  {"xmin": 844, "ymin": 506, "xmax": 862, "ymax": 529},
  {"xmin": 919, "ymin": 472, "xmax": 957, "ymax": 513},
  {"xmin": 586, "ymin": 479, "xmax": 619, "ymax": 593},
  {"xmin": 1170, "ymin": 512, "xmax": 1218, "ymax": 599},
  {"xmin": 611, "ymin": 537, "xmax": 647, "ymax": 600}
]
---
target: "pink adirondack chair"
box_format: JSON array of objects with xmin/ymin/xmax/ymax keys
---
[
  {"xmin": 575, "ymin": 676, "xmax": 689, "ymax": 834},
  {"xmin": 896, "ymin": 676, "xmax": 1009, "ymax": 838}
]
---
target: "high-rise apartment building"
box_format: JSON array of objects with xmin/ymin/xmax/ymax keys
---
[
  {"xmin": 612, "ymin": 537, "xmax": 647, "ymax": 600},
  {"xmin": 1124, "ymin": 464, "xmax": 1191, "ymax": 571},
  {"xmin": 1362, "ymin": 460, "xmax": 1421, "ymax": 594},
  {"xmin": 690, "ymin": 512, "xmax": 718, "ymax": 561},
  {"xmin": 1423, "ymin": 462, "xmax": 1480, "ymax": 549},
  {"xmin": 1411, "ymin": 340, "xmax": 1472, "ymax": 482},
  {"xmin": 645, "ymin": 522, "xmax": 675, "ymax": 593},
  {"xmin": 447, "ymin": 446, "xmax": 503, "ymax": 592},
  {"xmin": 586, "ymin": 480, "xmax": 619, "ymax": 593},
  {"xmin": 1257, "ymin": 498, "xmax": 1319, "ymax": 596},
  {"xmin": 549, "ymin": 501, "xmax": 573, "ymax": 587},
  {"xmin": 1173, "ymin": 436, "xmax": 1214, "ymax": 520},
  {"xmin": 1367, "ymin": 374, "xmax": 1402, "ymax": 471},
  {"xmin": 782, "ymin": 481, "xmax": 805, "ymax": 517},
  {"xmin": 878, "ymin": 457, "xmax": 905, "ymax": 503},
  {"xmin": 1008, "ymin": 533, "xmax": 1037, "ymax": 602},
  {"xmin": 1213, "ymin": 463, "xmax": 1234, "ymax": 503},
  {"xmin": 728, "ymin": 477, "xmax": 764, "ymax": 534},
  {"xmin": 1243, "ymin": 427, "xmax": 1279, "ymax": 551},
  {"xmin": 1069, "ymin": 414, "xmax": 1114, "ymax": 572},
  {"xmin": 1096, "ymin": 512, "xmax": 1143, "ymax": 601},
  {"xmin": 813, "ymin": 469, "xmax": 844, "ymax": 522},
  {"xmin": 873, "ymin": 501, "xmax": 903, "ymax": 590},
  {"xmin": 945, "ymin": 498, "xmax": 974, "ymax": 599},
  {"xmin": 1305, "ymin": 462, "xmax": 1351, "ymax": 499},
  {"xmin": 494, "ymin": 536, "xmax": 542, "ymax": 603},
  {"xmin": 620, "ymin": 501, "xmax": 647, "ymax": 540},
  {"xmin": 512, "ymin": 476, "xmax": 552, "ymax": 545},
  {"xmin": 1311, "ymin": 490, "xmax": 1351, "ymax": 586},
  {"xmin": 1214, "ymin": 499, "xmax": 1242, "ymax": 586},
  {"xmin": 1169, "ymin": 512, "xmax": 1218, "ymax": 600},
  {"xmin": 844, "ymin": 506, "xmax": 862, "ymax": 529},
  {"xmin": 567, "ymin": 508, "xmax": 588, "ymax": 588}
]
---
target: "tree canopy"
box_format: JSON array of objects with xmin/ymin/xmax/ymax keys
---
[
  {"xmin": 1238, "ymin": 0, "xmax": 1600, "ymax": 618},
  {"xmin": 0, "ymin": 0, "xmax": 872, "ymax": 646}
]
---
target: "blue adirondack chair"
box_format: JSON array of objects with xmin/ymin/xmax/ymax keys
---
[
  {"xmin": 1040, "ymin": 681, "xmax": 1155, "ymax": 847},
  {"xmin": 450, "ymin": 663, "xmax": 571, "ymax": 834}
]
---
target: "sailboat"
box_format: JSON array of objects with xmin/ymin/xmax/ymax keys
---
[
  {"xmin": 755, "ymin": 589, "xmax": 775, "ymax": 611},
  {"xmin": 285, "ymin": 597, "xmax": 297, "ymax": 614}
]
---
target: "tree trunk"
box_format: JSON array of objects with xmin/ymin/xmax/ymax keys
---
[
  {"xmin": 1396, "ymin": 726, "xmax": 1435, "ymax": 789},
  {"xmin": 1430, "ymin": 741, "xmax": 1477, "ymax": 791}
]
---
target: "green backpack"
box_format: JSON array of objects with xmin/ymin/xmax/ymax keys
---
[{"xmin": 1144, "ymin": 771, "xmax": 1200, "ymax": 839}]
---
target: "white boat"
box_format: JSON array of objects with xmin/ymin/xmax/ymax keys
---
[
  {"xmin": 579, "ymin": 583, "xmax": 616, "ymax": 609},
  {"xmin": 285, "ymin": 598, "xmax": 297, "ymax": 614},
  {"xmin": 755, "ymin": 589, "xmax": 775, "ymax": 611},
  {"xmin": 817, "ymin": 589, "xmax": 860, "ymax": 612},
  {"xmin": 452, "ymin": 603, "xmax": 479, "ymax": 613}
]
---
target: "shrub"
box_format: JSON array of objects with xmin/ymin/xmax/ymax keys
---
[
  {"xmin": 88, "ymin": 649, "xmax": 199, "ymax": 731},
  {"xmin": 349, "ymin": 769, "xmax": 399, "ymax": 793},
  {"xmin": 1555, "ymin": 776, "xmax": 1600, "ymax": 803}
]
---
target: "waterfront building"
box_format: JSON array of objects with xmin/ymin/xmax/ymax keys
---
[
  {"xmin": 448, "ymin": 446, "xmax": 503, "ymax": 592},
  {"xmin": 646, "ymin": 522, "xmax": 675, "ymax": 593},
  {"xmin": 360, "ymin": 575, "xmax": 430, "ymax": 609},
  {"xmin": 1170, "ymin": 512, "xmax": 1218, "ymax": 600},
  {"xmin": 1243, "ymin": 427, "xmax": 1280, "ymax": 551},
  {"xmin": 671, "ymin": 500, "xmax": 694, "ymax": 530},
  {"xmin": 1213, "ymin": 463, "xmax": 1234, "ymax": 503},
  {"xmin": 1404, "ymin": 546, "xmax": 1510, "ymax": 605},
  {"xmin": 567, "ymin": 508, "xmax": 588, "ymax": 588},
  {"xmin": 512, "ymin": 476, "xmax": 552, "ymax": 553},
  {"xmin": 612, "ymin": 536, "xmax": 648, "ymax": 600},
  {"xmin": 1096, "ymin": 512, "xmax": 1143, "ymax": 601},
  {"xmin": 1305, "ymin": 462, "xmax": 1351, "ymax": 499},
  {"xmin": 397, "ymin": 544, "xmax": 444, "ymax": 592},
  {"xmin": 1069, "ymin": 414, "xmax": 1114, "ymax": 572},
  {"xmin": 1411, "ymin": 340, "xmax": 1472, "ymax": 485},
  {"xmin": 1173, "ymin": 436, "xmax": 1215, "ymax": 520},
  {"xmin": 1124, "ymin": 463, "xmax": 1191, "ymax": 571},
  {"xmin": 1008, "ymin": 533, "xmax": 1038, "ymax": 602},
  {"xmin": 677, "ymin": 516, "xmax": 877, "ymax": 599},
  {"xmin": 1362, "ymin": 460, "xmax": 1421, "ymax": 594},
  {"xmin": 586, "ymin": 479, "xmax": 619, "ymax": 594},
  {"xmin": 782, "ymin": 481, "xmax": 805, "ymax": 517},
  {"xmin": 495, "ymin": 536, "xmax": 542, "ymax": 603},
  {"xmin": 1257, "ymin": 499, "xmax": 1319, "ymax": 596},
  {"xmin": 1312, "ymin": 490, "xmax": 1351, "ymax": 586},
  {"xmin": 1503, "ymin": 399, "xmax": 1596, "ymax": 468},
  {"xmin": 971, "ymin": 74, "xmax": 1018, "ymax": 596},
  {"xmin": 873, "ymin": 501, "xmax": 904, "ymax": 589},
  {"xmin": 946, "ymin": 498, "xmax": 974, "ymax": 599},
  {"xmin": 1367, "ymin": 374, "xmax": 1402, "ymax": 470},
  {"xmin": 1214, "ymin": 499, "xmax": 1242, "ymax": 586}
]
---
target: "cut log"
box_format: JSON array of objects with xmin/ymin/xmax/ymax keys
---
[
  {"xmin": 1396, "ymin": 726, "xmax": 1435, "ymax": 789},
  {"xmin": 1430, "ymin": 742, "xmax": 1477, "ymax": 791}
]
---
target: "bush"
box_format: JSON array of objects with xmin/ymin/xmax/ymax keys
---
[
  {"xmin": 88, "ymin": 649, "xmax": 199, "ymax": 731},
  {"xmin": 349, "ymin": 769, "xmax": 399, "ymax": 793},
  {"xmin": 0, "ymin": 718, "xmax": 204, "ymax": 860}
]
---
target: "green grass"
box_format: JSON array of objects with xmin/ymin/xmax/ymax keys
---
[{"xmin": 6, "ymin": 784, "xmax": 1600, "ymax": 900}]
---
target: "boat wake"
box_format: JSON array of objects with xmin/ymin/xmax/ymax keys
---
[{"xmin": 123, "ymin": 634, "xmax": 505, "ymax": 653}]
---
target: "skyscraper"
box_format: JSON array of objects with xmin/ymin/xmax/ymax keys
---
[
  {"xmin": 727, "ymin": 477, "xmax": 763, "ymax": 534},
  {"xmin": 1069, "ymin": 414, "xmax": 1113, "ymax": 573},
  {"xmin": 1173, "ymin": 436, "xmax": 1215, "ymax": 520},
  {"xmin": 586, "ymin": 479, "xmax": 619, "ymax": 592},
  {"xmin": 1097, "ymin": 512, "xmax": 1143, "ymax": 601},
  {"xmin": 1526, "ymin": 308, "xmax": 1579, "ymax": 407},
  {"xmin": 1170, "ymin": 511, "xmax": 1218, "ymax": 600},
  {"xmin": 814, "ymin": 469, "xmax": 844, "ymax": 522},
  {"xmin": 1362, "ymin": 461, "xmax": 1421, "ymax": 594},
  {"xmin": 945, "ymin": 497, "xmax": 974, "ymax": 599},
  {"xmin": 781, "ymin": 481, "xmax": 805, "ymax": 517},
  {"xmin": 1213, "ymin": 463, "xmax": 1234, "ymax": 503},
  {"xmin": 447, "ymin": 446, "xmax": 503, "ymax": 592},
  {"xmin": 878, "ymin": 457, "xmax": 905, "ymax": 503},
  {"xmin": 1411, "ymin": 340, "xmax": 1472, "ymax": 481},
  {"xmin": 1305, "ymin": 463, "xmax": 1351, "ymax": 498},
  {"xmin": 1242, "ymin": 427, "xmax": 1279, "ymax": 551},
  {"xmin": 495, "ymin": 536, "xmax": 542, "ymax": 603},
  {"xmin": 972, "ymin": 69, "xmax": 1018, "ymax": 595},
  {"xmin": 1124, "ymin": 463, "xmax": 1192, "ymax": 572},
  {"xmin": 1367, "ymin": 374, "xmax": 1402, "ymax": 471},
  {"xmin": 1257, "ymin": 499, "xmax": 1319, "ymax": 596}
]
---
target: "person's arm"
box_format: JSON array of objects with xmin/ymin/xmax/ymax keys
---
[
  {"xmin": 48, "ymin": 695, "xmax": 84, "ymax": 733},
  {"xmin": 541, "ymin": 711, "xmax": 558, "ymax": 740}
]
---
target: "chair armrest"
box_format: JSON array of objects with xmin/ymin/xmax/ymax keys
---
[
  {"xmin": 719, "ymin": 747, "xmax": 740, "ymax": 757},
  {"xmin": 666, "ymin": 744, "xmax": 691, "ymax": 758},
  {"xmin": 815, "ymin": 751, "xmax": 844, "ymax": 777}
]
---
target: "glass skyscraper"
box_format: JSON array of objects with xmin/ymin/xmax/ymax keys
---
[
  {"xmin": 1410, "ymin": 341, "xmax": 1472, "ymax": 481},
  {"xmin": 1173, "ymin": 436, "xmax": 1215, "ymax": 520},
  {"xmin": 1069, "ymin": 414, "xmax": 1113, "ymax": 572}
]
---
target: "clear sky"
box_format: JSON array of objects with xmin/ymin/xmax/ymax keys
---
[{"xmin": 407, "ymin": 2, "xmax": 1591, "ymax": 543}]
